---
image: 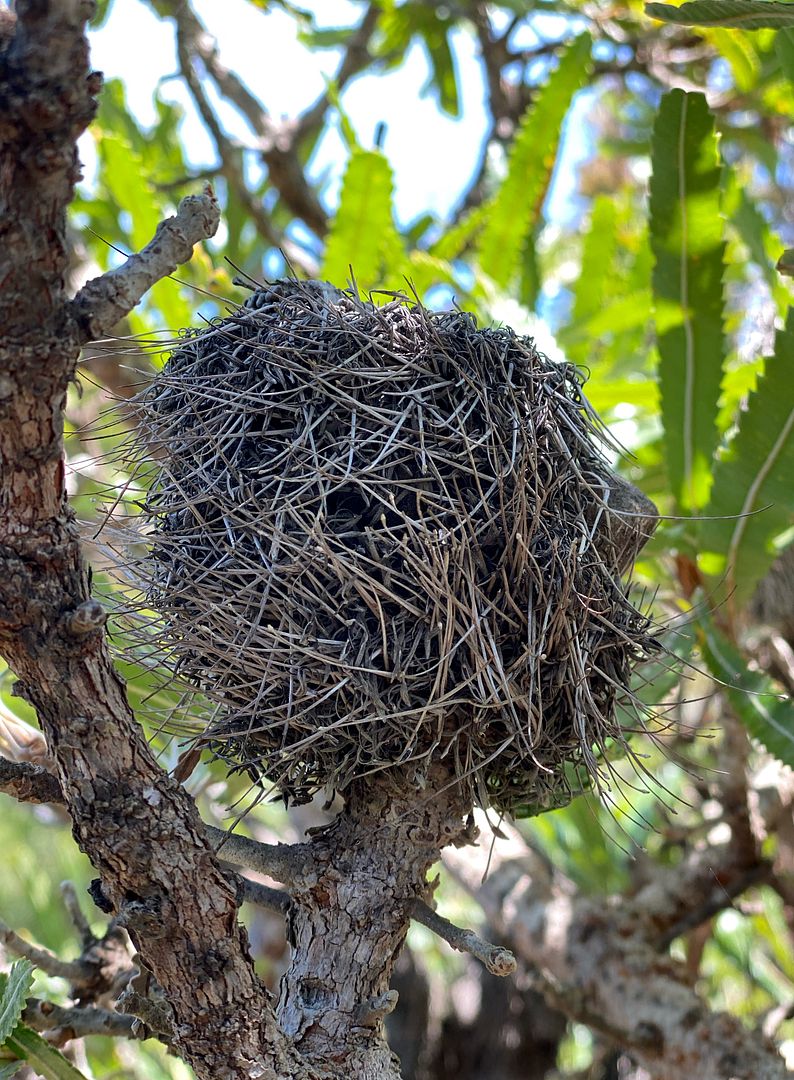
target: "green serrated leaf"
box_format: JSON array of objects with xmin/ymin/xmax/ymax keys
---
[
  {"xmin": 650, "ymin": 90, "xmax": 726, "ymax": 511},
  {"xmin": 430, "ymin": 204, "xmax": 488, "ymax": 261},
  {"xmin": 3, "ymin": 1024, "xmax": 90, "ymax": 1080},
  {"xmin": 321, "ymin": 149, "xmax": 404, "ymax": 290},
  {"xmin": 647, "ymin": 0, "xmax": 794, "ymax": 30},
  {"xmin": 0, "ymin": 1061, "xmax": 23, "ymax": 1080},
  {"xmin": 698, "ymin": 618, "xmax": 794, "ymax": 767},
  {"xmin": 701, "ymin": 312, "xmax": 794, "ymax": 603},
  {"xmin": 96, "ymin": 133, "xmax": 161, "ymax": 250},
  {"xmin": 518, "ymin": 229, "xmax": 541, "ymax": 311},
  {"xmin": 560, "ymin": 195, "xmax": 620, "ymax": 365},
  {"xmin": 476, "ymin": 34, "xmax": 592, "ymax": 289},
  {"xmin": 0, "ymin": 961, "xmax": 34, "ymax": 1045}
]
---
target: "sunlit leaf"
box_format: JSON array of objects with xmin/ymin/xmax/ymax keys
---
[
  {"xmin": 647, "ymin": 0, "xmax": 794, "ymax": 29},
  {"xmin": 96, "ymin": 133, "xmax": 161, "ymax": 250},
  {"xmin": 703, "ymin": 28, "xmax": 761, "ymax": 89},
  {"xmin": 701, "ymin": 313, "xmax": 794, "ymax": 603},
  {"xmin": 477, "ymin": 34, "xmax": 592, "ymax": 289},
  {"xmin": 321, "ymin": 149, "xmax": 404, "ymax": 289},
  {"xmin": 417, "ymin": 10, "xmax": 460, "ymax": 117},
  {"xmin": 650, "ymin": 90, "xmax": 726, "ymax": 511},
  {"xmin": 0, "ymin": 961, "xmax": 33, "ymax": 1046},
  {"xmin": 561, "ymin": 195, "xmax": 620, "ymax": 365},
  {"xmin": 90, "ymin": 0, "xmax": 114, "ymax": 28},
  {"xmin": 430, "ymin": 204, "xmax": 488, "ymax": 261}
]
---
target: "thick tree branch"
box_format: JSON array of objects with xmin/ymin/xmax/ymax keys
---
[
  {"xmin": 206, "ymin": 824, "xmax": 315, "ymax": 887},
  {"xmin": 69, "ymin": 188, "xmax": 220, "ymax": 343},
  {"xmin": 236, "ymin": 875, "xmax": 292, "ymax": 915},
  {"xmin": 0, "ymin": 756, "xmax": 64, "ymax": 804},
  {"xmin": 154, "ymin": 0, "xmax": 328, "ymax": 237},
  {"xmin": 446, "ymin": 819, "xmax": 788, "ymax": 1080},
  {"xmin": 0, "ymin": 760, "xmax": 316, "ymax": 901},
  {"xmin": 21, "ymin": 998, "xmax": 140, "ymax": 1043}
]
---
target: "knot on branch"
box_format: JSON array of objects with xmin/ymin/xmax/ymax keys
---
[
  {"xmin": 354, "ymin": 989, "xmax": 399, "ymax": 1027},
  {"xmin": 66, "ymin": 599, "xmax": 107, "ymax": 636}
]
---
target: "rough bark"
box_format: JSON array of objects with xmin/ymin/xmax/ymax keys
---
[
  {"xmin": 446, "ymin": 818, "xmax": 790, "ymax": 1080},
  {"xmin": 0, "ymin": 6, "xmax": 314, "ymax": 1078},
  {"xmin": 278, "ymin": 770, "xmax": 472, "ymax": 1079}
]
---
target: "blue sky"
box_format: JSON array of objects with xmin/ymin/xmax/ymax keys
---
[{"xmin": 86, "ymin": 0, "xmax": 594, "ymax": 229}]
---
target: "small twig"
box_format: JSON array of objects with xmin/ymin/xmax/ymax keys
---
[
  {"xmin": 0, "ymin": 756, "xmax": 64, "ymax": 804},
  {"xmin": 657, "ymin": 862, "xmax": 770, "ymax": 949},
  {"xmin": 233, "ymin": 872, "xmax": 291, "ymax": 914},
  {"xmin": 205, "ymin": 825, "xmax": 314, "ymax": 887},
  {"xmin": 70, "ymin": 188, "xmax": 221, "ymax": 343},
  {"xmin": 22, "ymin": 998, "xmax": 141, "ymax": 1043},
  {"xmin": 0, "ymin": 919, "xmax": 88, "ymax": 982},
  {"xmin": 410, "ymin": 898, "xmax": 516, "ymax": 977},
  {"xmin": 59, "ymin": 881, "xmax": 94, "ymax": 949}
]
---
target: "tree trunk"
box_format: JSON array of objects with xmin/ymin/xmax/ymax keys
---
[{"xmin": 279, "ymin": 768, "xmax": 471, "ymax": 1078}]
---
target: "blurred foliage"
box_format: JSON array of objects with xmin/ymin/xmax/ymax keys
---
[{"xmin": 3, "ymin": 0, "xmax": 794, "ymax": 1076}]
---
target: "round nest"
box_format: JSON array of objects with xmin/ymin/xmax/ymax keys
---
[{"xmin": 124, "ymin": 280, "xmax": 658, "ymax": 812}]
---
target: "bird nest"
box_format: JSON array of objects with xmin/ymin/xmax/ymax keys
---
[{"xmin": 118, "ymin": 280, "xmax": 658, "ymax": 813}]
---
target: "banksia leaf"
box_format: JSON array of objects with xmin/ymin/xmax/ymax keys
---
[
  {"xmin": 0, "ymin": 961, "xmax": 33, "ymax": 1046},
  {"xmin": 699, "ymin": 618, "xmax": 794, "ymax": 767},
  {"xmin": 650, "ymin": 90, "xmax": 726, "ymax": 511},
  {"xmin": 647, "ymin": 0, "xmax": 794, "ymax": 30},
  {"xmin": 3, "ymin": 1025, "xmax": 89, "ymax": 1080},
  {"xmin": 321, "ymin": 149, "xmax": 403, "ymax": 289},
  {"xmin": 701, "ymin": 313, "xmax": 794, "ymax": 603},
  {"xmin": 477, "ymin": 34, "xmax": 591, "ymax": 290}
]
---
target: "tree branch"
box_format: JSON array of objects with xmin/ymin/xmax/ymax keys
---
[
  {"xmin": 0, "ymin": 919, "xmax": 88, "ymax": 982},
  {"xmin": 0, "ymin": 756, "xmax": 63, "ymax": 805},
  {"xmin": 446, "ymin": 817, "xmax": 788, "ymax": 1080},
  {"xmin": 21, "ymin": 998, "xmax": 141, "ymax": 1043},
  {"xmin": 69, "ymin": 187, "xmax": 220, "ymax": 343},
  {"xmin": 236, "ymin": 874, "xmax": 292, "ymax": 915},
  {"xmin": 296, "ymin": 4, "xmax": 382, "ymax": 142},
  {"xmin": 410, "ymin": 898, "xmax": 516, "ymax": 976},
  {"xmin": 206, "ymin": 824, "xmax": 315, "ymax": 887},
  {"xmin": 163, "ymin": 10, "xmax": 316, "ymax": 273},
  {"xmin": 154, "ymin": 0, "xmax": 328, "ymax": 237}
]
